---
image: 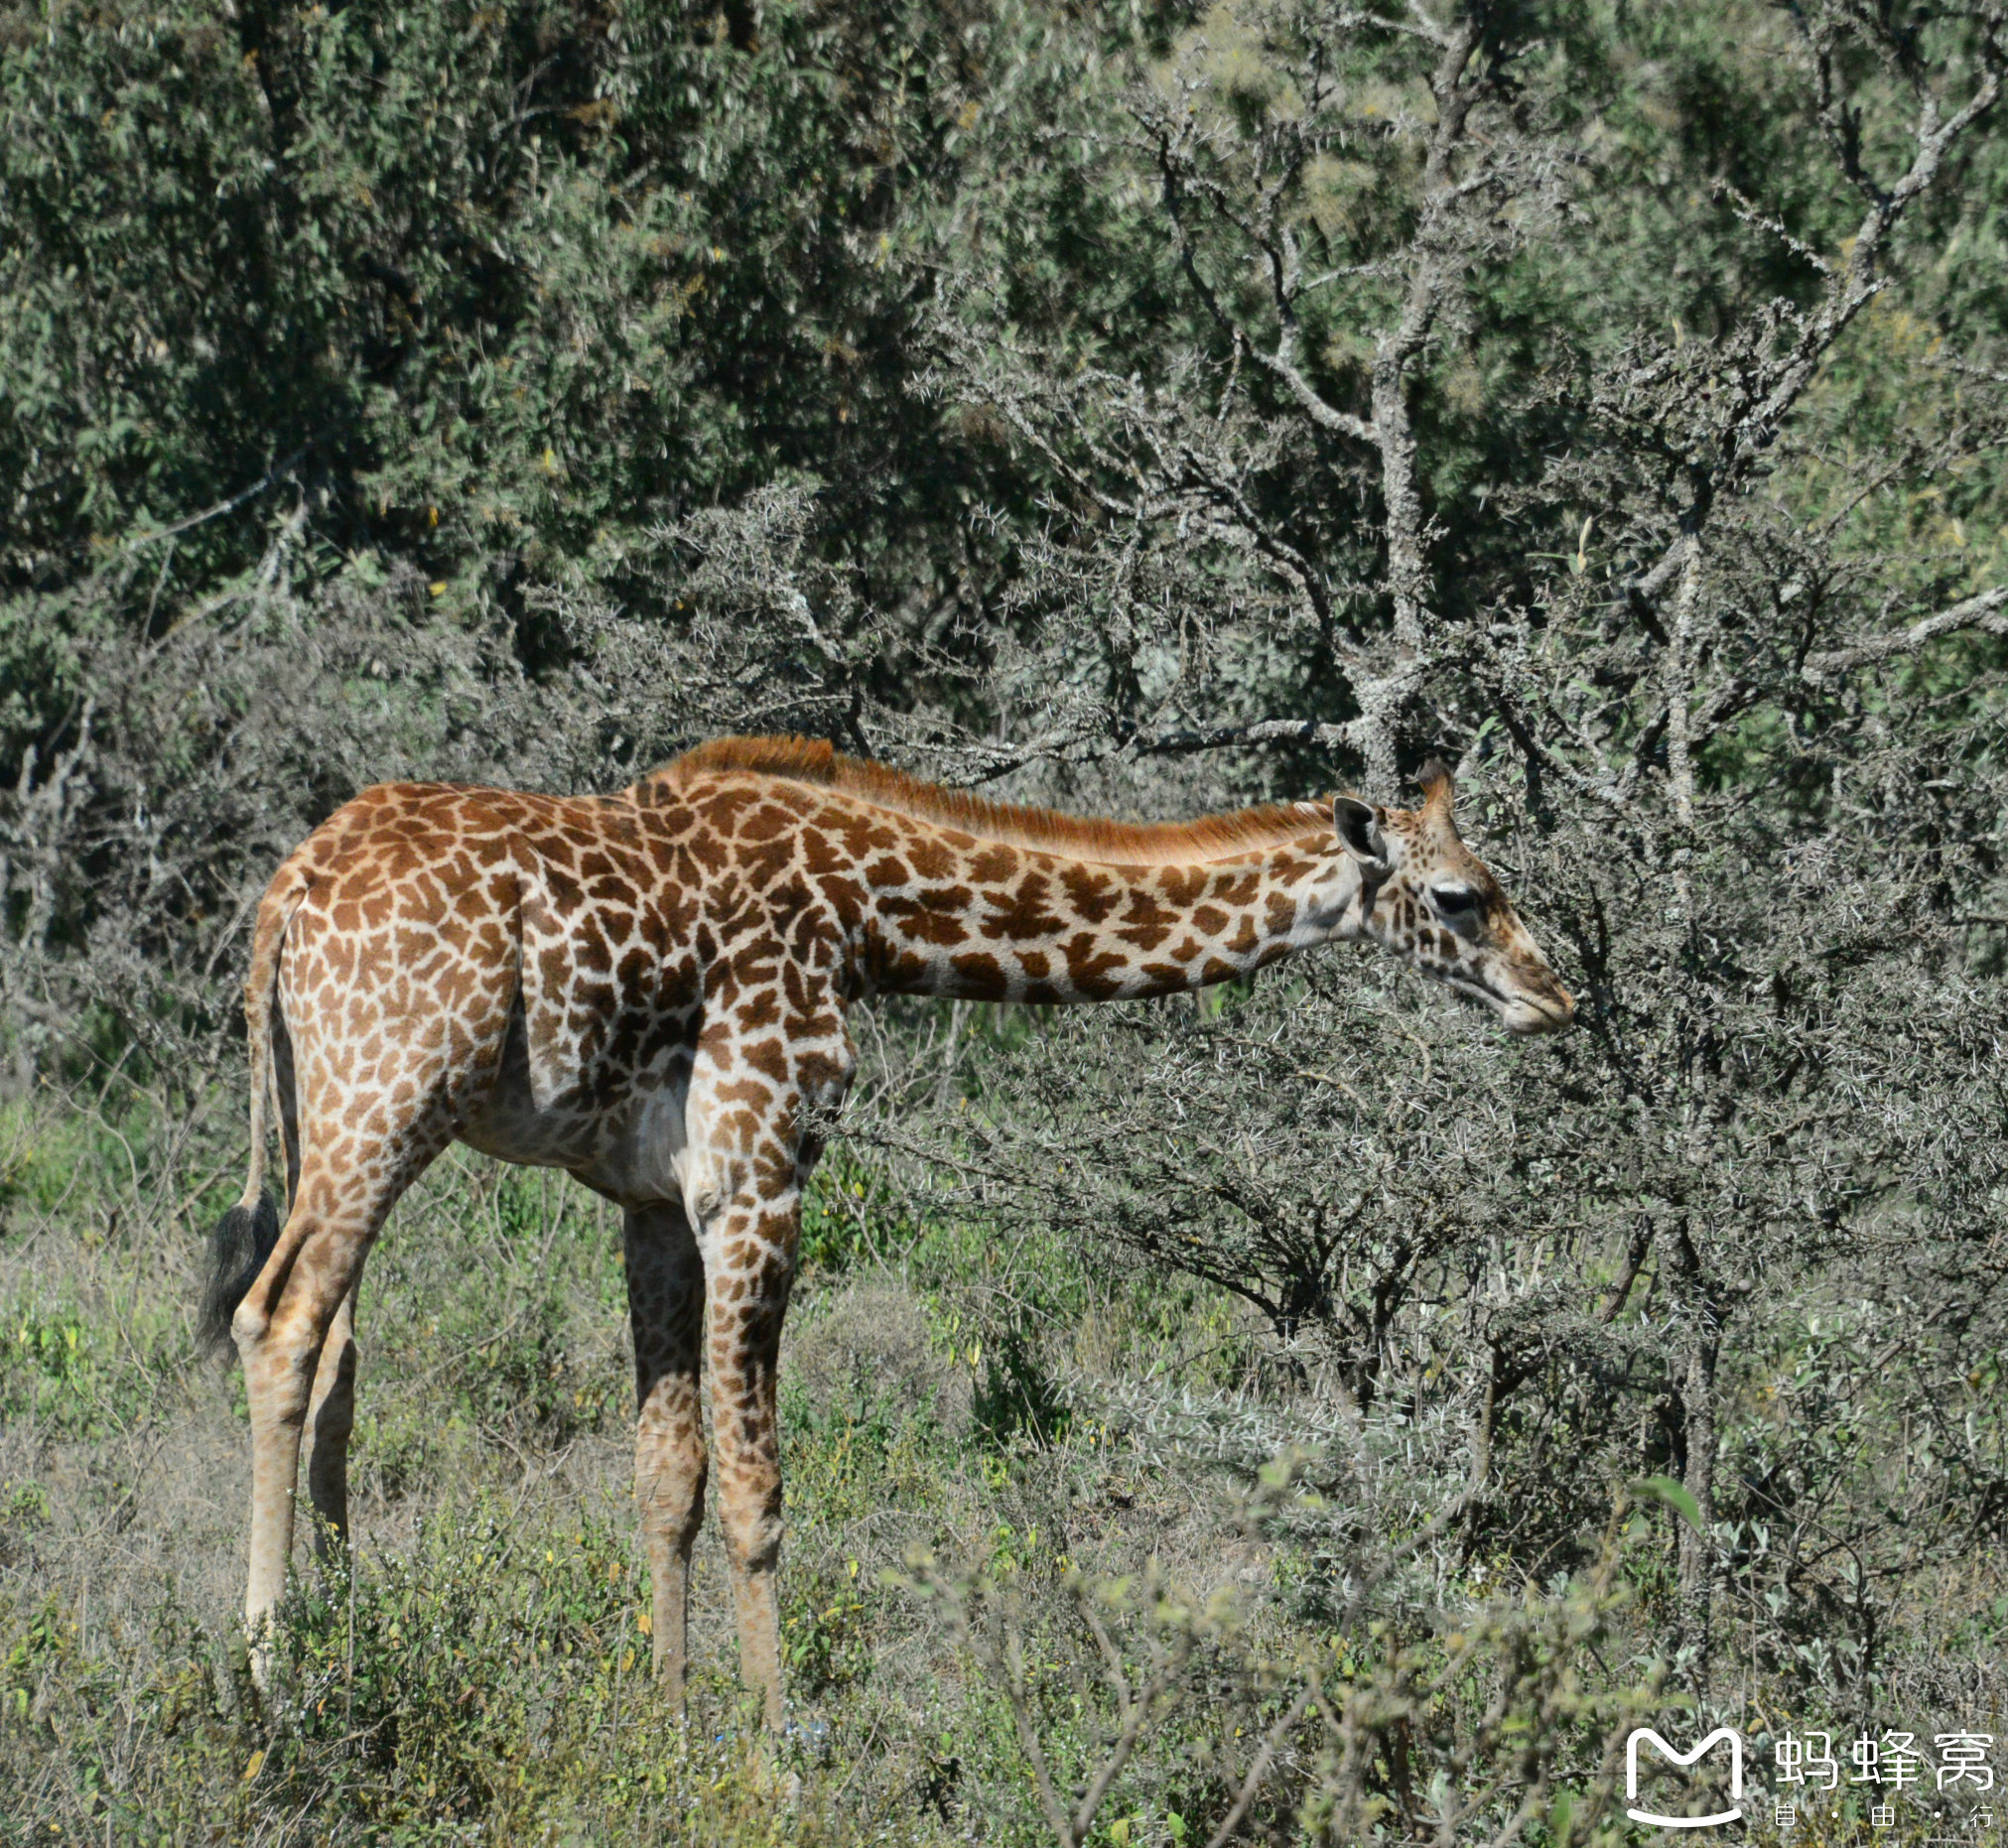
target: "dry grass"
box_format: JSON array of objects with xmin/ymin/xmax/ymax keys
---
[
  {"xmin": 0, "ymin": 1104, "xmax": 1319, "ymax": 1844},
  {"xmin": 4, "ymin": 1089, "xmax": 2003, "ymax": 1846}
]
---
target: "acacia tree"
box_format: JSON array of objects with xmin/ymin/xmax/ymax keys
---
[{"xmin": 905, "ymin": 0, "xmax": 2008, "ymax": 1692}]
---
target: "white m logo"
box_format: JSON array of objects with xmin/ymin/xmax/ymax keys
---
[{"xmin": 1626, "ymin": 1727, "xmax": 1744, "ymax": 1829}]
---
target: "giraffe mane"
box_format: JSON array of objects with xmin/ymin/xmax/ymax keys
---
[{"xmin": 651, "ymin": 735, "xmax": 1332, "ymax": 866}]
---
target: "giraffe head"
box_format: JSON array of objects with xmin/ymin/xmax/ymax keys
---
[{"xmin": 1331, "ymin": 762, "xmax": 1574, "ymax": 1037}]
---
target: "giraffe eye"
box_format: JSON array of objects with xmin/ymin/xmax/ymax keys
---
[{"xmin": 1430, "ymin": 884, "xmax": 1478, "ymax": 915}]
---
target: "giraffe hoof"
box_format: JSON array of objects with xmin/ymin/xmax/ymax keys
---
[{"xmin": 232, "ymin": 1626, "xmax": 278, "ymax": 1715}]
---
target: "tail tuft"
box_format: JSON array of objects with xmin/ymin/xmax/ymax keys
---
[{"xmin": 199, "ymin": 1194, "xmax": 280, "ymax": 1356}]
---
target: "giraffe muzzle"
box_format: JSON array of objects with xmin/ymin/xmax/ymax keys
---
[{"xmin": 1502, "ymin": 980, "xmax": 1575, "ymax": 1037}]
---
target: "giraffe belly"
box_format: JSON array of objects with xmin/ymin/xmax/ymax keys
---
[
  {"xmin": 569, "ymin": 1078, "xmax": 693, "ymax": 1205},
  {"xmin": 458, "ymin": 1009, "xmax": 695, "ymax": 1205},
  {"xmin": 461, "ymin": 1065, "xmax": 692, "ymax": 1204}
]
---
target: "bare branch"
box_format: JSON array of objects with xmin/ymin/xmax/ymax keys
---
[
  {"xmin": 119, "ymin": 427, "xmax": 340, "ymax": 553},
  {"xmin": 1804, "ymin": 584, "xmax": 2008, "ymax": 680},
  {"xmin": 1202, "ymin": 1682, "xmax": 1316, "ymax": 1848}
]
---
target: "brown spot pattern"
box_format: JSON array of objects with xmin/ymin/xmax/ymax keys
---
[{"xmin": 217, "ymin": 734, "xmax": 1569, "ymax": 1733}]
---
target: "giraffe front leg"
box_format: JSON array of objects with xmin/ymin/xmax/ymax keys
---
[
  {"xmin": 683, "ymin": 995, "xmax": 849, "ymax": 1730},
  {"xmin": 624, "ymin": 1199, "xmax": 707, "ymax": 1710},
  {"xmin": 703, "ymin": 1196, "xmax": 795, "ymax": 1731},
  {"xmin": 303, "ymin": 1282, "xmax": 360, "ymax": 1555}
]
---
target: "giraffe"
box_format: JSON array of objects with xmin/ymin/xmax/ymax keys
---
[{"xmin": 200, "ymin": 735, "xmax": 1573, "ymax": 1724}]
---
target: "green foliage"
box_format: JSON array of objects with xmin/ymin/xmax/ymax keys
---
[
  {"xmin": 0, "ymin": 0, "xmax": 1004, "ymax": 603},
  {"xmin": 4, "ymin": 1080, "xmax": 2008, "ymax": 1841},
  {"xmin": 897, "ymin": 1540, "xmax": 1655, "ymax": 1847},
  {"xmin": 800, "ymin": 1148, "xmax": 930, "ymax": 1273},
  {"xmin": 347, "ymin": 1159, "xmax": 626, "ymax": 1498},
  {"xmin": 0, "ymin": 1525, "xmax": 926, "ymax": 1844},
  {"xmin": 0, "ymin": 1291, "xmax": 186, "ymax": 1438},
  {"xmin": 1627, "ymin": 1474, "xmax": 1705, "ymax": 1534}
]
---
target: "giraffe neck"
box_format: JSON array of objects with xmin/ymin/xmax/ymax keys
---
[{"xmin": 860, "ymin": 832, "xmax": 1365, "ymax": 1004}]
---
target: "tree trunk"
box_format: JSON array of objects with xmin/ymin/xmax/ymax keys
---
[{"xmin": 1657, "ymin": 1218, "xmax": 1721, "ymax": 1678}]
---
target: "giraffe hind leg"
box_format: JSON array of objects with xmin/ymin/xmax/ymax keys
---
[
  {"xmin": 624, "ymin": 1199, "xmax": 708, "ymax": 1709},
  {"xmin": 233, "ymin": 1121, "xmax": 448, "ymax": 1686},
  {"xmin": 303, "ymin": 1281, "xmax": 360, "ymax": 1555}
]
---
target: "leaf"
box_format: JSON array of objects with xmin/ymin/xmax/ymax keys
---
[{"xmin": 1627, "ymin": 1475, "xmax": 1703, "ymax": 1533}]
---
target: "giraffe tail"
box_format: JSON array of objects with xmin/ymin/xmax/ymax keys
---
[{"xmin": 198, "ymin": 876, "xmax": 304, "ymax": 1355}]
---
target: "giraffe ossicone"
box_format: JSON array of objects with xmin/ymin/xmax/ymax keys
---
[{"xmin": 201, "ymin": 735, "xmax": 1573, "ymax": 1723}]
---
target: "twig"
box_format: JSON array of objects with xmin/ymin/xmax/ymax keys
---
[
  {"xmin": 1202, "ymin": 1682, "xmax": 1314, "ymax": 1848},
  {"xmin": 1804, "ymin": 585, "xmax": 2008, "ymax": 680},
  {"xmin": 120, "ymin": 429, "xmax": 338, "ymax": 553}
]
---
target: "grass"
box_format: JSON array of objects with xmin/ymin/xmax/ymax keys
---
[
  {"xmin": 0, "ymin": 1101, "xmax": 1310, "ymax": 1844},
  {"xmin": 1, "ymin": 1079, "xmax": 2003, "ymax": 1845}
]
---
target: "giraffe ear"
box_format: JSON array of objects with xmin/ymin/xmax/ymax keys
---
[{"xmin": 1333, "ymin": 796, "xmax": 1392, "ymax": 873}]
